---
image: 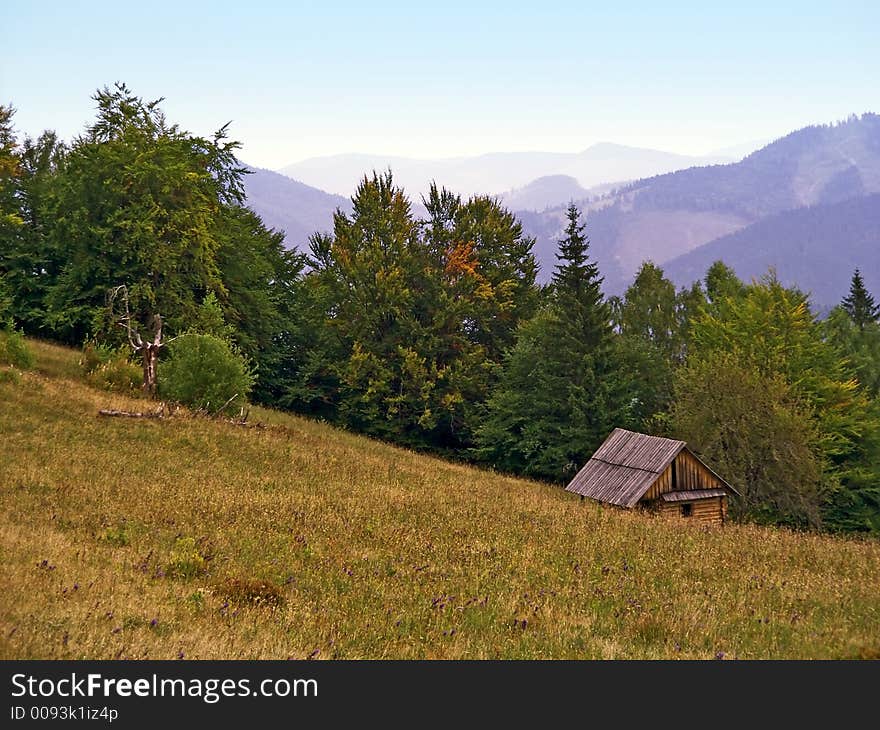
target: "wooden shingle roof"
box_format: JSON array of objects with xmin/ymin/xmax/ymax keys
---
[
  {"xmin": 565, "ymin": 428, "xmax": 736, "ymax": 508},
  {"xmin": 592, "ymin": 428, "xmax": 685, "ymax": 472}
]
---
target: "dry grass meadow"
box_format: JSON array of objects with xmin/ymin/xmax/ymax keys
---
[{"xmin": 1, "ymin": 340, "xmax": 879, "ymax": 659}]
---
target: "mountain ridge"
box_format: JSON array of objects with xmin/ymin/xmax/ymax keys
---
[
  {"xmin": 242, "ymin": 115, "xmax": 880, "ymax": 308},
  {"xmin": 518, "ymin": 113, "xmax": 880, "ymax": 292},
  {"xmin": 241, "ymin": 165, "xmax": 351, "ymax": 249},
  {"xmin": 662, "ymin": 193, "xmax": 880, "ymax": 311},
  {"xmin": 279, "ymin": 143, "xmax": 732, "ymax": 198}
]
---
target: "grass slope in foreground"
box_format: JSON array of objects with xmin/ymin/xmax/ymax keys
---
[{"xmin": 1, "ymin": 341, "xmax": 879, "ymax": 659}]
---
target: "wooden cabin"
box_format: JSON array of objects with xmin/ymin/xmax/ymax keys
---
[{"xmin": 565, "ymin": 428, "xmax": 738, "ymax": 526}]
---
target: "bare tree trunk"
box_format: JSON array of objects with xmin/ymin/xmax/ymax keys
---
[
  {"xmin": 141, "ymin": 314, "xmax": 163, "ymax": 396},
  {"xmin": 142, "ymin": 343, "xmax": 159, "ymax": 396},
  {"xmin": 109, "ymin": 286, "xmax": 172, "ymax": 398}
]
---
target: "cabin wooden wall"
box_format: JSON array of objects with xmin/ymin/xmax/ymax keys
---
[
  {"xmin": 641, "ymin": 468, "xmax": 672, "ymax": 501},
  {"xmin": 675, "ymin": 450, "xmax": 722, "ymax": 491},
  {"xmin": 642, "ymin": 449, "xmax": 722, "ymax": 501},
  {"xmin": 659, "ymin": 496, "xmax": 726, "ymax": 526}
]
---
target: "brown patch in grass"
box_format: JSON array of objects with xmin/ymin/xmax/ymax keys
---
[{"xmin": 213, "ymin": 578, "xmax": 285, "ymax": 608}]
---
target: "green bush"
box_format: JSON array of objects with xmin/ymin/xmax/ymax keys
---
[
  {"xmin": 80, "ymin": 340, "xmax": 142, "ymax": 392},
  {"xmin": 167, "ymin": 537, "xmax": 207, "ymax": 579},
  {"xmin": 159, "ymin": 333, "xmax": 253, "ymax": 414},
  {"xmin": 0, "ymin": 366, "xmax": 20, "ymax": 384},
  {"xmin": 0, "ymin": 329, "xmax": 34, "ymax": 370},
  {"xmin": 79, "ymin": 340, "xmax": 115, "ymax": 374}
]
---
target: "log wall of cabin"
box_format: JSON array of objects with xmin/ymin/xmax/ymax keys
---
[{"xmin": 659, "ymin": 496, "xmax": 726, "ymax": 526}]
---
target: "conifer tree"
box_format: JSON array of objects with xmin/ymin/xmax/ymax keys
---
[
  {"xmin": 550, "ymin": 204, "xmax": 611, "ymax": 360},
  {"xmin": 842, "ymin": 268, "xmax": 879, "ymax": 330},
  {"xmin": 475, "ymin": 205, "xmax": 630, "ymax": 481},
  {"xmin": 288, "ymin": 173, "xmax": 538, "ymax": 450},
  {"xmin": 555, "ymin": 205, "xmax": 597, "ymax": 294}
]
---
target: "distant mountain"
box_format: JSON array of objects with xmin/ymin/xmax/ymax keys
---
[
  {"xmin": 279, "ymin": 144, "xmax": 731, "ymax": 199},
  {"xmin": 662, "ymin": 194, "xmax": 880, "ymax": 312},
  {"xmin": 241, "ymin": 165, "xmax": 350, "ymax": 250},
  {"xmin": 499, "ymin": 175, "xmax": 627, "ymax": 212},
  {"xmin": 500, "ymin": 175, "xmax": 588, "ymax": 212},
  {"xmin": 519, "ymin": 113, "xmax": 880, "ymax": 290}
]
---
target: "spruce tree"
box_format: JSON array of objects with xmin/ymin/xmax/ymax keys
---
[
  {"xmin": 555, "ymin": 205, "xmax": 597, "ymax": 292},
  {"xmin": 290, "ymin": 174, "xmax": 538, "ymax": 450},
  {"xmin": 475, "ymin": 205, "xmax": 630, "ymax": 481},
  {"xmin": 552, "ymin": 203, "xmax": 609, "ymax": 344},
  {"xmin": 842, "ymin": 269, "xmax": 879, "ymax": 330}
]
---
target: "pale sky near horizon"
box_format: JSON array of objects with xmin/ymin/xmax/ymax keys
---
[{"xmin": 3, "ymin": 1, "xmax": 878, "ymax": 169}]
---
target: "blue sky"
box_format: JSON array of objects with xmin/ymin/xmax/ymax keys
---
[{"xmin": 3, "ymin": 1, "xmax": 878, "ymax": 168}]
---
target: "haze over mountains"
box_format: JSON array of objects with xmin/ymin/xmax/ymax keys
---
[
  {"xmin": 241, "ymin": 141, "xmax": 745, "ymax": 248},
  {"xmin": 499, "ymin": 176, "xmax": 622, "ymax": 213},
  {"xmin": 241, "ymin": 165, "xmax": 350, "ymax": 247},
  {"xmin": 662, "ymin": 194, "xmax": 880, "ymax": 311},
  {"xmin": 518, "ymin": 113, "xmax": 880, "ymax": 302},
  {"xmin": 242, "ymin": 114, "xmax": 880, "ymax": 311},
  {"xmin": 279, "ymin": 143, "xmax": 734, "ymax": 199}
]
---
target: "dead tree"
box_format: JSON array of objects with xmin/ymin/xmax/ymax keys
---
[{"xmin": 108, "ymin": 285, "xmax": 176, "ymax": 396}]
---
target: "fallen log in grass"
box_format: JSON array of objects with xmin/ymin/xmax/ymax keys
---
[{"xmin": 98, "ymin": 408, "xmax": 164, "ymax": 419}]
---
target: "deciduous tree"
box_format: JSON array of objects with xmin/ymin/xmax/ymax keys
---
[
  {"xmin": 45, "ymin": 83, "xmax": 245, "ymax": 343},
  {"xmin": 682, "ymin": 272, "xmax": 880, "ymax": 530}
]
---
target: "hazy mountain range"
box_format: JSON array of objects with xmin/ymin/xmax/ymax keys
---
[
  {"xmin": 240, "ymin": 141, "xmax": 743, "ymax": 247},
  {"xmin": 278, "ymin": 143, "xmax": 735, "ymax": 198},
  {"xmin": 662, "ymin": 194, "xmax": 880, "ymax": 311},
  {"xmin": 499, "ymin": 176, "xmax": 623, "ymax": 212},
  {"xmin": 241, "ymin": 165, "xmax": 350, "ymax": 247},
  {"xmin": 241, "ymin": 114, "xmax": 880, "ymax": 311},
  {"xmin": 518, "ymin": 113, "xmax": 880, "ymax": 302}
]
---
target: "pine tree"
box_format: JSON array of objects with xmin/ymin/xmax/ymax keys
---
[
  {"xmin": 475, "ymin": 205, "xmax": 631, "ymax": 481},
  {"xmin": 552, "ymin": 203, "xmax": 610, "ymax": 342},
  {"xmin": 842, "ymin": 269, "xmax": 879, "ymax": 330},
  {"xmin": 555, "ymin": 204, "xmax": 597, "ymax": 293}
]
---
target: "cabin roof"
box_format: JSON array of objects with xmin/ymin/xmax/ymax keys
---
[
  {"xmin": 564, "ymin": 428, "xmax": 736, "ymax": 508},
  {"xmin": 592, "ymin": 428, "xmax": 686, "ymax": 472}
]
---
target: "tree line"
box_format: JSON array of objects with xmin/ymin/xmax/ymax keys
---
[{"xmin": 2, "ymin": 86, "xmax": 878, "ymax": 533}]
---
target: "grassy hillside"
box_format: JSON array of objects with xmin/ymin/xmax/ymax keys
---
[{"xmin": 1, "ymin": 341, "xmax": 879, "ymax": 659}]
